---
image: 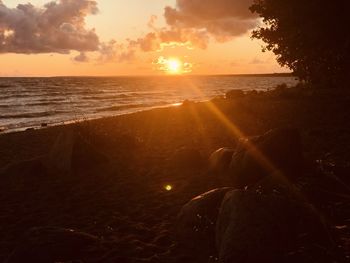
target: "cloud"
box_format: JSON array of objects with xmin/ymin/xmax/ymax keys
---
[
  {"xmin": 0, "ymin": 0, "xmax": 259, "ymax": 65},
  {"xmin": 164, "ymin": 0, "xmax": 257, "ymax": 42},
  {"xmin": 133, "ymin": 0, "xmax": 257, "ymax": 53},
  {"xmin": 128, "ymin": 15, "xmax": 209, "ymax": 53},
  {"xmin": 97, "ymin": 40, "xmax": 136, "ymax": 63},
  {"xmin": 108, "ymin": 1, "xmax": 259, "ymax": 62},
  {"xmin": 72, "ymin": 39, "xmax": 137, "ymax": 64},
  {"xmin": 73, "ymin": 51, "xmax": 89, "ymax": 62},
  {"xmin": 165, "ymin": 0, "xmax": 255, "ymax": 21},
  {"xmin": 131, "ymin": 28, "xmax": 209, "ymax": 52},
  {"xmin": 0, "ymin": 0, "xmax": 99, "ymax": 54}
]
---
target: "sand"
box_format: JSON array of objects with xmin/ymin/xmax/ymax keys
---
[{"xmin": 0, "ymin": 88, "xmax": 349, "ymax": 262}]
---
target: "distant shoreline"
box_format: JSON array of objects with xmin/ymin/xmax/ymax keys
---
[{"xmin": 0, "ymin": 73, "xmax": 294, "ymax": 79}]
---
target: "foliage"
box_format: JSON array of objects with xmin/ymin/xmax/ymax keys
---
[{"xmin": 250, "ymin": 0, "xmax": 350, "ymax": 87}]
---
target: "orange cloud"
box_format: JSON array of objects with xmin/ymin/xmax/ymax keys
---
[
  {"xmin": 128, "ymin": 16, "xmax": 209, "ymax": 52},
  {"xmin": 131, "ymin": 0, "xmax": 258, "ymax": 54}
]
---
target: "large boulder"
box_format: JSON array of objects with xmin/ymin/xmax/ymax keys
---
[
  {"xmin": 229, "ymin": 128, "xmax": 304, "ymax": 188},
  {"xmin": 46, "ymin": 130, "xmax": 109, "ymax": 174},
  {"xmin": 249, "ymin": 173, "xmax": 302, "ymax": 198},
  {"xmin": 225, "ymin": 89, "xmax": 245, "ymax": 100},
  {"xmin": 216, "ymin": 187, "xmax": 332, "ymax": 263},
  {"xmin": 209, "ymin": 148, "xmax": 235, "ymax": 173},
  {"xmin": 6, "ymin": 227, "xmax": 102, "ymax": 263},
  {"xmin": 177, "ymin": 188, "xmax": 234, "ymax": 252}
]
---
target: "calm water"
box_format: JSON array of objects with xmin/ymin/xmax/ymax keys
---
[{"xmin": 0, "ymin": 76, "xmax": 297, "ymax": 133}]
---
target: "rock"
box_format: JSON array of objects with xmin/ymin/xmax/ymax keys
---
[
  {"xmin": 182, "ymin": 99, "xmax": 195, "ymax": 107},
  {"xmin": 216, "ymin": 189, "xmax": 332, "ymax": 263},
  {"xmin": 46, "ymin": 130, "xmax": 109, "ymax": 174},
  {"xmin": 246, "ymin": 89, "xmax": 258, "ymax": 96},
  {"xmin": 225, "ymin": 90, "xmax": 244, "ymax": 100},
  {"xmin": 177, "ymin": 187, "xmax": 233, "ymax": 252},
  {"xmin": 209, "ymin": 148, "xmax": 235, "ymax": 173},
  {"xmin": 229, "ymin": 128, "xmax": 304, "ymax": 188},
  {"xmin": 6, "ymin": 227, "xmax": 101, "ymax": 263},
  {"xmin": 171, "ymin": 147, "xmax": 204, "ymax": 168},
  {"xmin": 250, "ymin": 174, "xmax": 301, "ymax": 198}
]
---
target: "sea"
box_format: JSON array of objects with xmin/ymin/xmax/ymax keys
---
[{"xmin": 0, "ymin": 75, "xmax": 298, "ymax": 133}]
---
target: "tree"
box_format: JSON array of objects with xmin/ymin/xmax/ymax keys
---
[{"xmin": 250, "ymin": 0, "xmax": 350, "ymax": 88}]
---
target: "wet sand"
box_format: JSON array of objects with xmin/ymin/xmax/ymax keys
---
[{"xmin": 0, "ymin": 88, "xmax": 349, "ymax": 262}]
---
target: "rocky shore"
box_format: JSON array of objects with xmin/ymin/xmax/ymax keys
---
[{"xmin": 0, "ymin": 86, "xmax": 349, "ymax": 262}]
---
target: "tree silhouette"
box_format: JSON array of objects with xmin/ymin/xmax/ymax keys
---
[{"xmin": 250, "ymin": 0, "xmax": 350, "ymax": 88}]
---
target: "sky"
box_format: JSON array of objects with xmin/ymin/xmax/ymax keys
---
[{"xmin": 0, "ymin": 0, "xmax": 288, "ymax": 76}]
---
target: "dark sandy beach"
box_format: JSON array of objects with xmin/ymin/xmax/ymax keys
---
[{"xmin": 0, "ymin": 87, "xmax": 349, "ymax": 262}]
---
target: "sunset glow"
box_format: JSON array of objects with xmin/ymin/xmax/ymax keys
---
[
  {"xmin": 0, "ymin": 0, "xmax": 347, "ymax": 261},
  {"xmin": 0, "ymin": 0, "xmax": 290, "ymax": 76}
]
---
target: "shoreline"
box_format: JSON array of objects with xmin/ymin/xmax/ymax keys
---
[
  {"xmin": 0, "ymin": 102, "xmax": 185, "ymax": 135},
  {"xmin": 0, "ymin": 76, "xmax": 299, "ymax": 135},
  {"xmin": 2, "ymin": 87, "xmax": 350, "ymax": 163},
  {"xmin": 0, "ymin": 84, "xmax": 292, "ymax": 135}
]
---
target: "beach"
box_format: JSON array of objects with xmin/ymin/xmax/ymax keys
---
[{"xmin": 0, "ymin": 88, "xmax": 349, "ymax": 262}]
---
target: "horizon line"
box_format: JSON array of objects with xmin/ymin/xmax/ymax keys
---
[{"xmin": 0, "ymin": 72, "xmax": 294, "ymax": 78}]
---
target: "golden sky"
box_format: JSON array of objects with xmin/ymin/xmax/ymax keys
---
[{"xmin": 0, "ymin": 0, "xmax": 288, "ymax": 76}]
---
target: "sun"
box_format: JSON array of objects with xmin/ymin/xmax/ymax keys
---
[
  {"xmin": 166, "ymin": 58, "xmax": 182, "ymax": 74},
  {"xmin": 154, "ymin": 56, "xmax": 193, "ymax": 74}
]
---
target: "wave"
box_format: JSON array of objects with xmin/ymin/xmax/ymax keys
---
[
  {"xmin": 26, "ymin": 101, "xmax": 67, "ymax": 107},
  {"xmin": 0, "ymin": 111, "xmax": 61, "ymax": 119},
  {"xmin": 0, "ymin": 84, "xmax": 13, "ymax": 88},
  {"xmin": 36, "ymin": 98, "xmax": 68, "ymax": 103},
  {"xmin": 81, "ymin": 93, "xmax": 130, "ymax": 100},
  {"xmin": 0, "ymin": 76, "xmax": 298, "ymax": 132},
  {"xmin": 96, "ymin": 103, "xmax": 147, "ymax": 112},
  {"xmin": 0, "ymin": 104, "xmax": 13, "ymax": 108}
]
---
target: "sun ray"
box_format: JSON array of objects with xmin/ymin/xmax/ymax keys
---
[{"xmin": 179, "ymin": 79, "xmax": 292, "ymax": 184}]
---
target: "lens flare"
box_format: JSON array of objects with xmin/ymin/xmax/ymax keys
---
[{"xmin": 164, "ymin": 185, "xmax": 173, "ymax": 191}]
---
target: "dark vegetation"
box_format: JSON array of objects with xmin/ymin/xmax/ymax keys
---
[{"xmin": 251, "ymin": 0, "xmax": 350, "ymax": 87}]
